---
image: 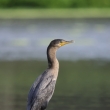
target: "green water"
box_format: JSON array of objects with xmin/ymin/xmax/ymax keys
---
[{"xmin": 0, "ymin": 60, "xmax": 110, "ymax": 110}]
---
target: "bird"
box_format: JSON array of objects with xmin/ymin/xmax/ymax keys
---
[{"xmin": 27, "ymin": 39, "xmax": 73, "ymax": 110}]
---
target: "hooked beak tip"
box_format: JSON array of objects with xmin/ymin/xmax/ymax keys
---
[{"xmin": 68, "ymin": 40, "xmax": 75, "ymax": 43}]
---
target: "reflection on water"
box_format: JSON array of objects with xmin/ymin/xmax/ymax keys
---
[
  {"xmin": 0, "ymin": 19, "xmax": 110, "ymax": 61},
  {"xmin": 0, "ymin": 60, "xmax": 110, "ymax": 110}
]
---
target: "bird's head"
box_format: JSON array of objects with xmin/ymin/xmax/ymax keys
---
[{"xmin": 49, "ymin": 39, "xmax": 73, "ymax": 48}]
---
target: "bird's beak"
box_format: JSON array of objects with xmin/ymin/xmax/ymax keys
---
[{"xmin": 59, "ymin": 40, "xmax": 74, "ymax": 46}]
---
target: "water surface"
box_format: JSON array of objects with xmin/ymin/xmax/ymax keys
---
[
  {"xmin": 0, "ymin": 18, "xmax": 110, "ymax": 60},
  {"xmin": 0, "ymin": 60, "xmax": 110, "ymax": 110}
]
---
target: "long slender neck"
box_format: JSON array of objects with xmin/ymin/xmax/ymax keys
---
[{"xmin": 47, "ymin": 46, "xmax": 59, "ymax": 69}]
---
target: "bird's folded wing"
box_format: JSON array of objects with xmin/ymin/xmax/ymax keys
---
[{"xmin": 27, "ymin": 71, "xmax": 55, "ymax": 110}]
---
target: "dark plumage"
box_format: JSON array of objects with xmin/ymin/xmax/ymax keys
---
[{"xmin": 27, "ymin": 39, "xmax": 73, "ymax": 110}]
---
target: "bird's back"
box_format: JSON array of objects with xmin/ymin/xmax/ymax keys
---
[{"xmin": 27, "ymin": 69, "xmax": 56, "ymax": 110}]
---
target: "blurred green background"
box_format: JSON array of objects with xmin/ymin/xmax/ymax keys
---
[
  {"xmin": 0, "ymin": 0, "xmax": 110, "ymax": 8},
  {"xmin": 0, "ymin": 0, "xmax": 110, "ymax": 110},
  {"xmin": 0, "ymin": 60, "xmax": 110, "ymax": 110}
]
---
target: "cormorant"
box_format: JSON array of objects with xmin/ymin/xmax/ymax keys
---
[{"xmin": 27, "ymin": 39, "xmax": 73, "ymax": 110}]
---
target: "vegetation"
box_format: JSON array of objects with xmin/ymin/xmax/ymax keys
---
[
  {"xmin": 0, "ymin": 0, "xmax": 110, "ymax": 8},
  {"xmin": 0, "ymin": 8, "xmax": 110, "ymax": 19}
]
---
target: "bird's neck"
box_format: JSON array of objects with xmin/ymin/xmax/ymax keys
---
[{"xmin": 47, "ymin": 46, "xmax": 59, "ymax": 70}]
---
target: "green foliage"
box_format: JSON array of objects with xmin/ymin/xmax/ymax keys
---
[{"xmin": 0, "ymin": 0, "xmax": 110, "ymax": 8}]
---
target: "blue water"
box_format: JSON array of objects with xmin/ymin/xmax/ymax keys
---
[{"xmin": 0, "ymin": 19, "xmax": 110, "ymax": 61}]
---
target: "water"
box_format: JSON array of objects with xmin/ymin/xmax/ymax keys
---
[
  {"xmin": 0, "ymin": 60, "xmax": 110, "ymax": 110},
  {"xmin": 0, "ymin": 18, "xmax": 110, "ymax": 110},
  {"xmin": 0, "ymin": 18, "xmax": 110, "ymax": 61}
]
